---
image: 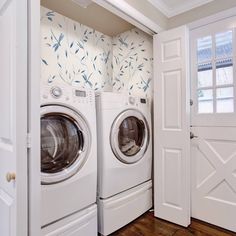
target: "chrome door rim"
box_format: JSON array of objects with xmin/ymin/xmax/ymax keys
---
[
  {"xmin": 110, "ymin": 109, "xmax": 149, "ymax": 164},
  {"xmin": 41, "ymin": 104, "xmax": 91, "ymax": 184}
]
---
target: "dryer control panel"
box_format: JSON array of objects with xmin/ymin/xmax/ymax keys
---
[{"xmin": 126, "ymin": 96, "xmax": 149, "ymax": 108}]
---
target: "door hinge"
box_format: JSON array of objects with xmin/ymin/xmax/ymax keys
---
[{"xmin": 27, "ymin": 133, "xmax": 31, "ymax": 148}]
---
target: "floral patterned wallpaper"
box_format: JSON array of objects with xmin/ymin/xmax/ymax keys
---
[
  {"xmin": 41, "ymin": 6, "xmax": 113, "ymax": 91},
  {"xmin": 41, "ymin": 7, "xmax": 153, "ymax": 98},
  {"xmin": 112, "ymin": 29, "xmax": 153, "ymax": 98}
]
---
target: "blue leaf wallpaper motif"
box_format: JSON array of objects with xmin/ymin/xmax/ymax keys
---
[
  {"xmin": 41, "ymin": 7, "xmax": 153, "ymax": 98},
  {"xmin": 41, "ymin": 7, "xmax": 113, "ymax": 91},
  {"xmin": 112, "ymin": 29, "xmax": 153, "ymax": 98}
]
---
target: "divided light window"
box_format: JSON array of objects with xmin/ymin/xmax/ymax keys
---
[{"xmin": 196, "ymin": 30, "xmax": 234, "ymax": 114}]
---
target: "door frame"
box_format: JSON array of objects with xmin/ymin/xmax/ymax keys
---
[
  {"xmin": 28, "ymin": 0, "xmax": 41, "ymax": 235},
  {"xmin": 104, "ymin": 0, "xmax": 236, "ymax": 229},
  {"xmin": 32, "ymin": 1, "xmax": 159, "ymax": 234},
  {"xmin": 30, "ymin": 1, "xmax": 236, "ymax": 234},
  {"xmin": 188, "ymin": 6, "xmax": 236, "ymax": 31}
]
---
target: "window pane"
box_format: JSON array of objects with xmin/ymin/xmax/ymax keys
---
[
  {"xmin": 198, "ymin": 63, "xmax": 212, "ymax": 87},
  {"xmin": 217, "ymin": 99, "xmax": 234, "ymax": 113},
  {"xmin": 198, "ymin": 101, "xmax": 213, "ymax": 113},
  {"xmin": 197, "ymin": 36, "xmax": 212, "ymax": 63},
  {"xmin": 216, "ymin": 87, "xmax": 234, "ymax": 99},
  {"xmin": 198, "ymin": 89, "xmax": 213, "ymax": 101},
  {"xmin": 216, "ymin": 59, "xmax": 233, "ymax": 86},
  {"xmin": 215, "ymin": 31, "xmax": 233, "ymax": 58}
]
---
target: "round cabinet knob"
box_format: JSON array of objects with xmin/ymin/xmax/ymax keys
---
[
  {"xmin": 51, "ymin": 86, "xmax": 62, "ymax": 98},
  {"xmin": 6, "ymin": 172, "xmax": 16, "ymax": 182}
]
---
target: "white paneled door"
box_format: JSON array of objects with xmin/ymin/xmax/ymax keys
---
[
  {"xmin": 190, "ymin": 17, "xmax": 236, "ymax": 232},
  {"xmin": 0, "ymin": 0, "xmax": 28, "ymax": 235},
  {"xmin": 154, "ymin": 26, "xmax": 191, "ymax": 227},
  {"xmin": 191, "ymin": 127, "xmax": 236, "ymax": 232}
]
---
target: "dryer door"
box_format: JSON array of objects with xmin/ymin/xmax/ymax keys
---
[
  {"xmin": 110, "ymin": 109, "xmax": 149, "ymax": 164},
  {"xmin": 40, "ymin": 105, "xmax": 91, "ymax": 184}
]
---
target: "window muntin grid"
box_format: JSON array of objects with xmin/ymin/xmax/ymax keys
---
[{"xmin": 196, "ymin": 30, "xmax": 234, "ymax": 114}]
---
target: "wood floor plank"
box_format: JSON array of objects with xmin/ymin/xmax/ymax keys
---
[{"xmin": 110, "ymin": 211, "xmax": 236, "ymax": 236}]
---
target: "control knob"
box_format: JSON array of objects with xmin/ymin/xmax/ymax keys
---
[{"xmin": 51, "ymin": 86, "xmax": 62, "ymax": 98}]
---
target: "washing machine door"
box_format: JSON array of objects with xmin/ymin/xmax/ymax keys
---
[
  {"xmin": 40, "ymin": 105, "xmax": 91, "ymax": 184},
  {"xmin": 110, "ymin": 109, "xmax": 149, "ymax": 164}
]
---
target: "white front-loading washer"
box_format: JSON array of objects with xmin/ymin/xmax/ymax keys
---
[
  {"xmin": 40, "ymin": 84, "xmax": 97, "ymax": 230},
  {"xmin": 96, "ymin": 92, "xmax": 152, "ymax": 235}
]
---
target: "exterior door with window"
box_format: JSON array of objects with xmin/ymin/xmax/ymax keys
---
[{"xmin": 190, "ymin": 17, "xmax": 236, "ymax": 232}]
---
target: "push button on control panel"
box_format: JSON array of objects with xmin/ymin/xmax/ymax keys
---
[
  {"xmin": 129, "ymin": 97, "xmax": 135, "ymax": 105},
  {"xmin": 51, "ymin": 86, "xmax": 62, "ymax": 98}
]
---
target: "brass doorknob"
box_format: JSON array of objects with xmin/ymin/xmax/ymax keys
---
[{"xmin": 6, "ymin": 172, "xmax": 16, "ymax": 182}]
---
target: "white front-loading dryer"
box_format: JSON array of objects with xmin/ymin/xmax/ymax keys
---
[
  {"xmin": 96, "ymin": 92, "xmax": 152, "ymax": 199},
  {"xmin": 40, "ymin": 84, "xmax": 97, "ymax": 228},
  {"xmin": 96, "ymin": 92, "xmax": 152, "ymax": 235}
]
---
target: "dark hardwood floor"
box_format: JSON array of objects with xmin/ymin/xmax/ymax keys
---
[{"xmin": 111, "ymin": 211, "xmax": 236, "ymax": 236}]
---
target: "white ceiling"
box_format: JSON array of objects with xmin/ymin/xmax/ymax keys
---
[
  {"xmin": 147, "ymin": 0, "xmax": 214, "ymax": 18},
  {"xmin": 41, "ymin": 0, "xmax": 134, "ymax": 36}
]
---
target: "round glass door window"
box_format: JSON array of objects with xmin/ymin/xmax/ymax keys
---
[
  {"xmin": 110, "ymin": 109, "xmax": 149, "ymax": 164},
  {"xmin": 41, "ymin": 105, "xmax": 90, "ymax": 184},
  {"xmin": 118, "ymin": 117, "xmax": 145, "ymax": 156}
]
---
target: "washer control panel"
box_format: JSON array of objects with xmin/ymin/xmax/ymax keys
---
[
  {"xmin": 73, "ymin": 89, "xmax": 93, "ymax": 104},
  {"xmin": 41, "ymin": 85, "xmax": 94, "ymax": 105}
]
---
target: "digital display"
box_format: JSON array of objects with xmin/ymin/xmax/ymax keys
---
[
  {"xmin": 140, "ymin": 98, "xmax": 146, "ymax": 104},
  {"xmin": 75, "ymin": 90, "xmax": 86, "ymax": 97}
]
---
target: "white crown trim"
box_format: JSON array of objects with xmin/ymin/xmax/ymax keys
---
[{"xmin": 148, "ymin": 0, "xmax": 214, "ymax": 18}]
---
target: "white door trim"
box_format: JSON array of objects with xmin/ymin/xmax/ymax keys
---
[
  {"xmin": 28, "ymin": 0, "xmax": 41, "ymax": 235},
  {"xmin": 188, "ymin": 6, "xmax": 236, "ymax": 31}
]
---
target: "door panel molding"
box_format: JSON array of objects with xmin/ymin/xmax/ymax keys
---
[
  {"xmin": 154, "ymin": 26, "xmax": 190, "ymax": 227},
  {"xmin": 0, "ymin": 189, "xmax": 13, "ymax": 236},
  {"xmin": 191, "ymin": 127, "xmax": 236, "ymax": 232}
]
